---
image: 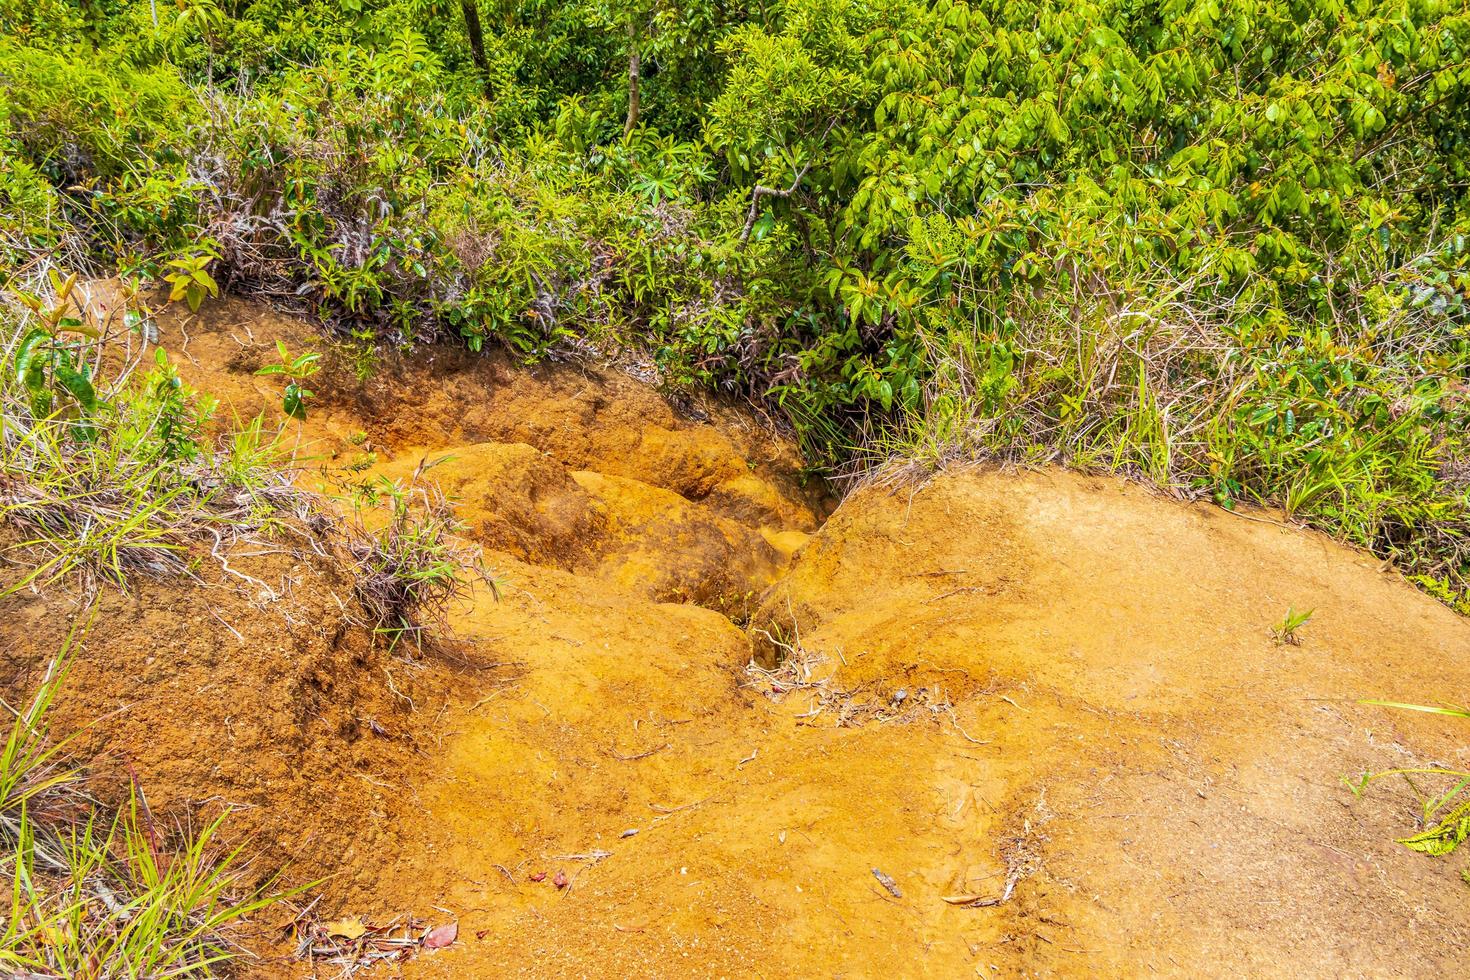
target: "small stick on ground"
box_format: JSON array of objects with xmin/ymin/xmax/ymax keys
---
[
  {"xmin": 209, "ymin": 609, "xmax": 245, "ymax": 643},
  {"xmin": 649, "ymin": 796, "xmax": 713, "ymax": 822},
  {"xmin": 609, "ymin": 742, "xmax": 670, "ymax": 762},
  {"xmin": 872, "ymin": 868, "xmax": 903, "ymax": 898},
  {"xmin": 465, "ymin": 685, "xmax": 515, "ymax": 713},
  {"xmin": 944, "ymin": 868, "xmax": 1022, "ymax": 908},
  {"xmin": 551, "ymin": 850, "xmax": 614, "ymax": 862}
]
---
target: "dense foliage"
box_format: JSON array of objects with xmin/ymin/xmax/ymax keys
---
[{"xmin": 2, "ymin": 0, "xmax": 1469, "ymax": 605}]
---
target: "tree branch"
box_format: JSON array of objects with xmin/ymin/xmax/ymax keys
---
[
  {"xmin": 738, "ymin": 161, "xmax": 814, "ymax": 247},
  {"xmin": 737, "ymin": 120, "xmax": 837, "ymax": 248}
]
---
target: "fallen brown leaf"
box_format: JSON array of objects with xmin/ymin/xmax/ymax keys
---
[{"xmin": 323, "ymin": 917, "xmax": 368, "ymax": 940}]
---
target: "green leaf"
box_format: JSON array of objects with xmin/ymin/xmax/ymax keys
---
[
  {"xmin": 1397, "ymin": 806, "xmax": 1470, "ymax": 856},
  {"xmin": 54, "ymin": 365, "xmax": 99, "ymax": 413},
  {"xmin": 1360, "ymin": 700, "xmax": 1470, "ymax": 719},
  {"xmin": 13, "ymin": 329, "xmax": 48, "ymax": 386},
  {"xmin": 22, "ymin": 362, "xmax": 48, "ymax": 400},
  {"xmin": 282, "ymin": 382, "xmax": 309, "ymax": 420}
]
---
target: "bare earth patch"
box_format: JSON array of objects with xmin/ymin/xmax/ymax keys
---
[{"xmin": 4, "ymin": 296, "xmax": 1467, "ymax": 977}]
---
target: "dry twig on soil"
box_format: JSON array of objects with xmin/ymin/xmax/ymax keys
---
[{"xmin": 293, "ymin": 912, "xmax": 458, "ymax": 977}]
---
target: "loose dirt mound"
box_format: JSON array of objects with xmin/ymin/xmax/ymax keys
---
[
  {"xmin": 5, "ymin": 295, "xmax": 1469, "ymax": 977},
  {"xmin": 0, "ymin": 534, "xmax": 460, "ymax": 900}
]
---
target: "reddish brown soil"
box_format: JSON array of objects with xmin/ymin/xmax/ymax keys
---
[
  {"xmin": 0, "ymin": 533, "xmax": 466, "ymax": 899},
  {"xmin": 3, "ymin": 294, "xmax": 1468, "ymax": 978}
]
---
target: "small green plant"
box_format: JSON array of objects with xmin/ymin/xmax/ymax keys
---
[
  {"xmin": 10, "ymin": 272, "xmax": 103, "ymax": 435},
  {"xmin": 162, "ymin": 249, "xmax": 220, "ymax": 313},
  {"xmin": 1271, "ymin": 607, "xmax": 1314, "ymax": 646},
  {"xmin": 122, "ymin": 348, "xmax": 214, "ymax": 463},
  {"xmin": 341, "ymin": 328, "xmax": 380, "ymax": 383},
  {"xmin": 254, "ymin": 340, "xmax": 322, "ymax": 421},
  {"xmin": 1348, "ymin": 701, "xmax": 1470, "ymax": 858},
  {"xmin": 344, "ymin": 451, "xmax": 379, "ymax": 475}
]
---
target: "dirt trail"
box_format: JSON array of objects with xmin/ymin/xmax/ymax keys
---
[{"xmin": 4, "ymin": 296, "xmax": 1469, "ymax": 977}]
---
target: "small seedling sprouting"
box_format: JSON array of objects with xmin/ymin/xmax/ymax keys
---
[
  {"xmin": 255, "ymin": 340, "xmax": 321, "ymax": 420},
  {"xmin": 1272, "ymin": 606, "xmax": 1314, "ymax": 646}
]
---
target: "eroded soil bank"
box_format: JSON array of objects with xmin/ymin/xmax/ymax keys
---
[{"xmin": 3, "ymin": 296, "xmax": 1468, "ymax": 977}]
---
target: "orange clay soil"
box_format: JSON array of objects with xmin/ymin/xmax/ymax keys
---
[{"xmin": 3, "ymin": 293, "xmax": 1469, "ymax": 978}]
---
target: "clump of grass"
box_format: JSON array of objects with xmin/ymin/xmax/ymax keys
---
[
  {"xmin": 0, "ymin": 626, "xmax": 289, "ymax": 976},
  {"xmin": 859, "ymin": 255, "xmax": 1470, "ymax": 614},
  {"xmin": 1348, "ymin": 701, "xmax": 1470, "ymax": 860},
  {"xmin": 0, "ymin": 278, "xmax": 312, "ymax": 599},
  {"xmin": 343, "ymin": 467, "xmax": 495, "ymax": 646},
  {"xmin": 0, "ymin": 654, "xmax": 78, "ymax": 840},
  {"xmin": 1271, "ymin": 607, "xmax": 1314, "ymax": 647},
  {"xmin": 2, "ymin": 276, "xmax": 492, "ymax": 649}
]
